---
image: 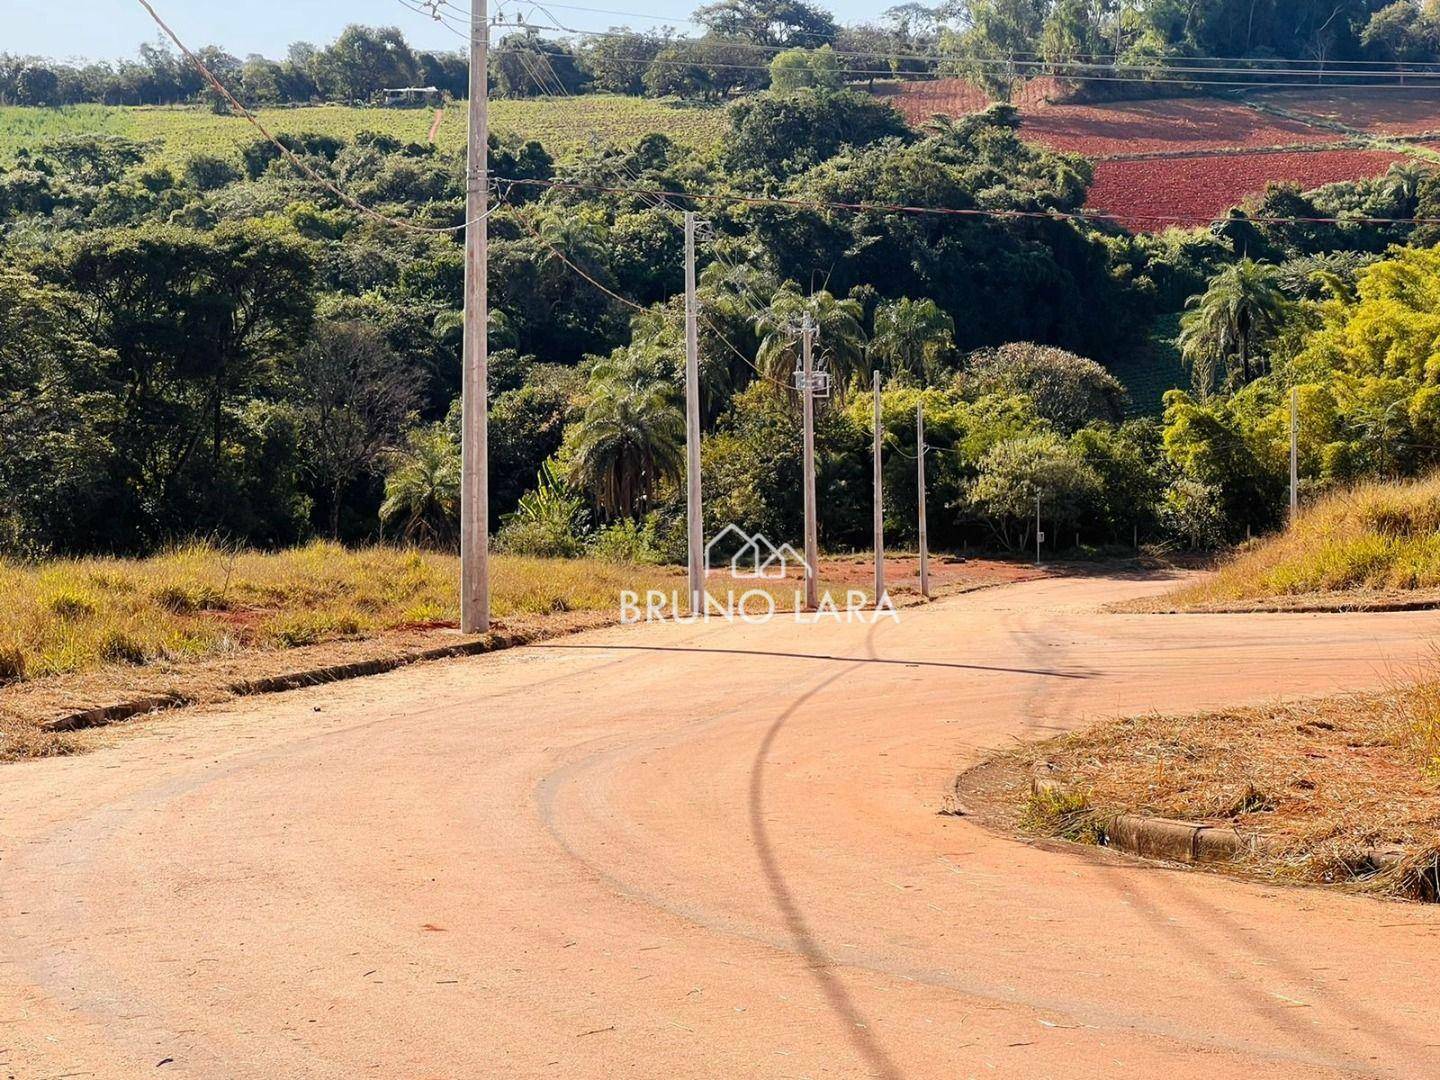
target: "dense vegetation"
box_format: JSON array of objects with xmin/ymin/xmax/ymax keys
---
[
  {"xmin": 7, "ymin": 5, "xmax": 1440, "ymax": 566},
  {"xmin": 5, "ymin": 0, "xmax": 1437, "ymax": 112}
]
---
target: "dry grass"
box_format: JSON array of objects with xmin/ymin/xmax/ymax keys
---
[
  {"xmin": 1005, "ymin": 676, "xmax": 1440, "ymax": 899},
  {"xmin": 0, "ymin": 541, "xmax": 686, "ymax": 685},
  {"xmin": 1143, "ymin": 474, "xmax": 1440, "ymax": 611}
]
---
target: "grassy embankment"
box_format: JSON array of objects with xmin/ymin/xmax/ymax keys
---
[
  {"xmin": 0, "ymin": 542, "xmax": 686, "ymax": 685},
  {"xmin": 0, "ymin": 97, "xmax": 725, "ymax": 167},
  {"xmin": 1143, "ymin": 473, "xmax": 1440, "ymax": 611}
]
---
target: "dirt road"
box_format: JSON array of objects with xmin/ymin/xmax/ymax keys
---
[{"xmin": 3, "ymin": 571, "xmax": 1438, "ymax": 1079}]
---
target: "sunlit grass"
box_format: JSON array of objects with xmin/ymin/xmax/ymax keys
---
[
  {"xmin": 0, "ymin": 541, "xmax": 685, "ymax": 683},
  {"xmin": 1164, "ymin": 473, "xmax": 1440, "ymax": 607},
  {"xmin": 0, "ymin": 97, "xmax": 726, "ymax": 168}
]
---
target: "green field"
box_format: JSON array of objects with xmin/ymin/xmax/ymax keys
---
[{"xmin": 0, "ymin": 95, "xmax": 727, "ymax": 167}]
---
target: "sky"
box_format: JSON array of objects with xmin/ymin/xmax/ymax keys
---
[{"xmin": 6, "ymin": 0, "xmax": 882, "ymax": 62}]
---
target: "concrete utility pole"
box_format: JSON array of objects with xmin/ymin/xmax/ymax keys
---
[
  {"xmin": 800, "ymin": 314, "xmax": 820, "ymax": 611},
  {"xmin": 1035, "ymin": 492, "xmax": 1042, "ymax": 566},
  {"xmin": 872, "ymin": 370, "xmax": 885, "ymax": 605},
  {"xmin": 460, "ymin": 0, "xmax": 490, "ymax": 634},
  {"xmin": 684, "ymin": 211, "xmax": 703, "ymax": 614},
  {"xmin": 1289, "ymin": 385, "xmax": 1299, "ymax": 524},
  {"xmin": 916, "ymin": 400, "xmax": 929, "ymax": 599}
]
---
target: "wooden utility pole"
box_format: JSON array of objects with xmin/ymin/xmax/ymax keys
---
[
  {"xmin": 1289, "ymin": 385, "xmax": 1299, "ymax": 524},
  {"xmin": 683, "ymin": 211, "xmax": 703, "ymax": 614},
  {"xmin": 460, "ymin": 0, "xmax": 490, "ymax": 634},
  {"xmin": 800, "ymin": 314, "xmax": 819, "ymax": 611},
  {"xmin": 916, "ymin": 400, "xmax": 929, "ymax": 599},
  {"xmin": 872, "ymin": 370, "xmax": 885, "ymax": 605}
]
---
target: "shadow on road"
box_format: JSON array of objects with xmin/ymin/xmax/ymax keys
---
[
  {"xmin": 744, "ymin": 621, "xmax": 908, "ymax": 1080},
  {"xmin": 535, "ymin": 643, "xmax": 1092, "ymax": 680}
]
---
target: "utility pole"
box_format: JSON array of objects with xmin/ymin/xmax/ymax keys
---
[
  {"xmin": 1289, "ymin": 385, "xmax": 1299, "ymax": 524},
  {"xmin": 460, "ymin": 0, "xmax": 490, "ymax": 634},
  {"xmin": 1035, "ymin": 492, "xmax": 1042, "ymax": 566},
  {"xmin": 684, "ymin": 211, "xmax": 703, "ymax": 614},
  {"xmin": 800, "ymin": 314, "xmax": 819, "ymax": 611},
  {"xmin": 872, "ymin": 370, "xmax": 885, "ymax": 605},
  {"xmin": 916, "ymin": 400, "xmax": 929, "ymax": 599}
]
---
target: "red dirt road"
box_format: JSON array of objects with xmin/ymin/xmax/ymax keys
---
[{"xmin": 3, "ymin": 571, "xmax": 1438, "ymax": 1078}]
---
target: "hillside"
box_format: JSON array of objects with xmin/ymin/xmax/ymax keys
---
[
  {"xmin": 1141, "ymin": 474, "xmax": 1440, "ymax": 611},
  {"xmin": 883, "ymin": 80, "xmax": 1440, "ymax": 230},
  {"xmin": 0, "ymin": 96, "xmax": 727, "ymax": 167}
]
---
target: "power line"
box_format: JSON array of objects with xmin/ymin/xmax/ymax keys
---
[
  {"xmin": 502, "ymin": 14, "xmax": 1440, "ymax": 82},
  {"xmin": 501, "ymin": 174, "xmax": 1440, "ymax": 228},
  {"xmin": 136, "ymin": 0, "xmax": 497, "ymax": 235}
]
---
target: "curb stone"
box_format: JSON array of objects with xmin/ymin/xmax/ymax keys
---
[
  {"xmin": 1031, "ymin": 768, "xmax": 1410, "ymax": 876},
  {"xmin": 39, "ymin": 630, "xmax": 525, "ymax": 735}
]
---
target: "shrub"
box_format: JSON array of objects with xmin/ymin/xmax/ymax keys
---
[
  {"xmin": 0, "ymin": 642, "xmax": 24, "ymax": 683},
  {"xmin": 98, "ymin": 629, "xmax": 147, "ymax": 666},
  {"xmin": 588, "ymin": 514, "xmax": 670, "ymax": 564},
  {"xmin": 43, "ymin": 588, "xmax": 96, "ymax": 619},
  {"xmin": 495, "ymin": 461, "xmax": 588, "ymax": 558}
]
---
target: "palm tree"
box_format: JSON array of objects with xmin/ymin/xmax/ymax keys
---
[
  {"xmin": 869, "ymin": 297, "xmax": 956, "ymax": 384},
  {"xmin": 1178, "ymin": 258, "xmax": 1288, "ymax": 397},
  {"xmin": 570, "ymin": 365, "xmax": 685, "ymax": 519},
  {"xmin": 754, "ymin": 288, "xmax": 868, "ymax": 396},
  {"xmin": 379, "ymin": 425, "xmax": 461, "ymax": 547}
]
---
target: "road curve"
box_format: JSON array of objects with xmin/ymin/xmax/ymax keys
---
[{"xmin": 3, "ymin": 571, "xmax": 1439, "ymax": 1079}]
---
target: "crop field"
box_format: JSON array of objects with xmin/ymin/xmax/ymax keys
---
[
  {"xmin": 0, "ymin": 96, "xmax": 727, "ymax": 167},
  {"xmin": 1086, "ymin": 147, "xmax": 1407, "ymax": 230},
  {"xmin": 876, "ymin": 78, "xmax": 993, "ymax": 125},
  {"xmin": 1018, "ymin": 96, "xmax": 1338, "ymax": 156},
  {"xmin": 1254, "ymin": 87, "xmax": 1440, "ymax": 136}
]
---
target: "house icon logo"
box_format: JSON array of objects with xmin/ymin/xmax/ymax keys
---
[{"xmin": 705, "ymin": 523, "xmax": 812, "ymax": 579}]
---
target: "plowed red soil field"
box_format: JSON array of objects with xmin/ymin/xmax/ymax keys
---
[
  {"xmin": 1086, "ymin": 148, "xmax": 1408, "ymax": 230},
  {"xmin": 1020, "ymin": 96, "xmax": 1339, "ymax": 155},
  {"xmin": 1255, "ymin": 87, "xmax": 1440, "ymax": 136},
  {"xmin": 877, "ymin": 78, "xmax": 991, "ymax": 124}
]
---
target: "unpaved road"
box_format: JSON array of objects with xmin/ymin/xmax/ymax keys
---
[{"xmin": 4, "ymin": 571, "xmax": 1439, "ymax": 1079}]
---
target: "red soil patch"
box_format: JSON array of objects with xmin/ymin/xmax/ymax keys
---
[
  {"xmin": 1085, "ymin": 148, "xmax": 1407, "ymax": 231},
  {"xmin": 1255, "ymin": 87, "xmax": 1440, "ymax": 136},
  {"xmin": 1020, "ymin": 96, "xmax": 1339, "ymax": 156},
  {"xmin": 877, "ymin": 78, "xmax": 992, "ymax": 125}
]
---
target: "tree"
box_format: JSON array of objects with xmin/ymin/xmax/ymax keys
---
[
  {"xmin": 569, "ymin": 358, "xmax": 685, "ymax": 519},
  {"xmin": 582, "ymin": 29, "xmax": 667, "ymax": 94},
  {"xmin": 964, "ymin": 343, "xmax": 1127, "ymax": 434},
  {"xmin": 724, "ymin": 88, "xmax": 910, "ymax": 177},
  {"xmin": 310, "ymin": 26, "xmax": 419, "ymax": 102},
  {"xmin": 769, "ymin": 45, "xmax": 843, "ymax": 91},
  {"xmin": 1179, "ymin": 258, "xmax": 1289, "ymax": 396},
  {"xmin": 692, "ymin": 0, "xmax": 838, "ymax": 46},
  {"xmin": 755, "ymin": 288, "xmax": 869, "ymax": 395},
  {"xmin": 380, "ymin": 425, "xmax": 461, "ymax": 546},
  {"xmin": 294, "ymin": 321, "xmax": 419, "ymax": 538},
  {"xmin": 492, "ymin": 31, "xmax": 588, "ymax": 97},
  {"xmin": 869, "ymin": 297, "xmax": 956, "ymax": 383},
  {"xmin": 0, "ymin": 268, "xmax": 112, "ymax": 553},
  {"xmin": 49, "ymin": 222, "xmax": 317, "ymax": 543},
  {"xmin": 965, "ymin": 431, "xmax": 1103, "ymax": 550}
]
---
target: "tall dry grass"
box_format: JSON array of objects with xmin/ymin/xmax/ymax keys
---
[
  {"xmin": 0, "ymin": 542, "xmax": 684, "ymax": 684},
  {"xmin": 1167, "ymin": 473, "xmax": 1440, "ymax": 607}
]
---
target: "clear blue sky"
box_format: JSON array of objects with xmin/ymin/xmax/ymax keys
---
[{"xmin": 9, "ymin": 0, "xmax": 884, "ymax": 61}]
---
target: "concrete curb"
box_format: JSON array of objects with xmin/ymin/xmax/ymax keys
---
[
  {"xmin": 1031, "ymin": 769, "xmax": 1408, "ymax": 874},
  {"xmin": 40, "ymin": 630, "xmax": 527, "ymax": 735}
]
